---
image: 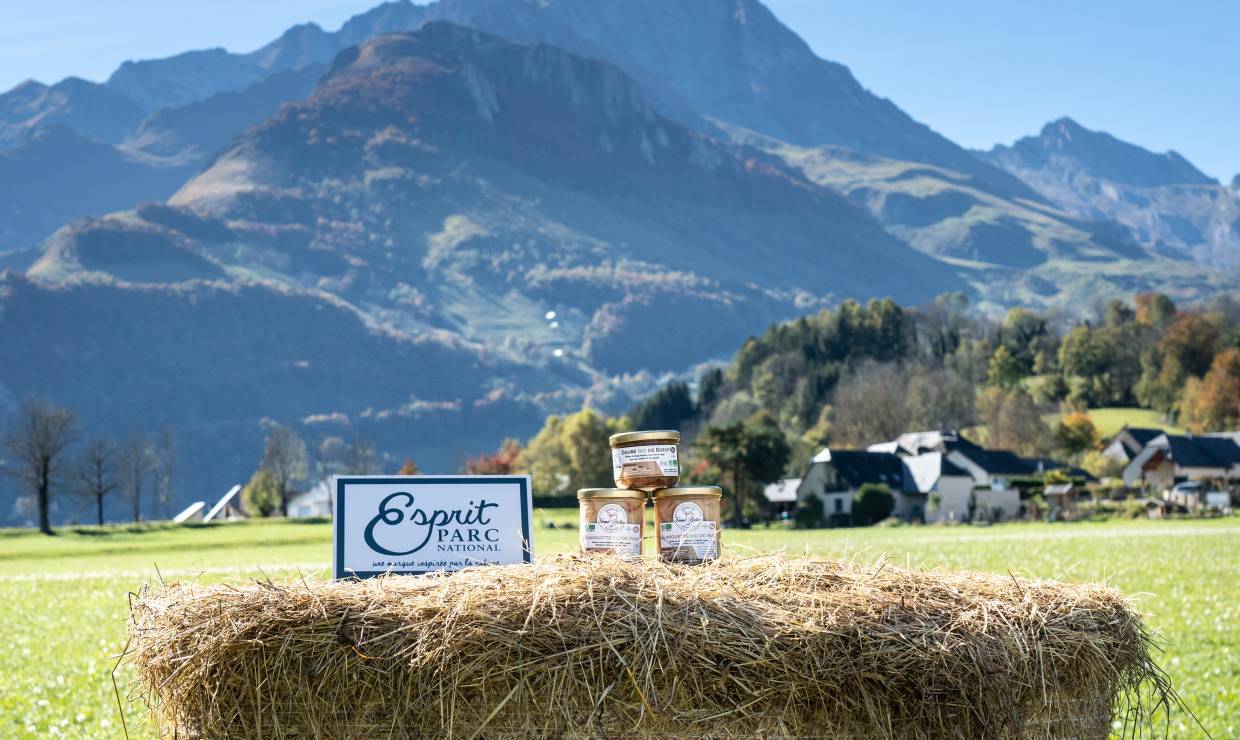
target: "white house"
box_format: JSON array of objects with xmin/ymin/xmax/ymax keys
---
[
  {"xmin": 901, "ymin": 453, "xmax": 976, "ymax": 523},
  {"xmin": 797, "ymin": 448, "xmax": 921, "ymax": 522},
  {"xmin": 1101, "ymin": 426, "xmax": 1165, "ymax": 463},
  {"xmin": 869, "ymin": 431, "xmax": 1028, "ymax": 521},
  {"xmin": 1123, "ymin": 433, "xmax": 1240, "ymax": 489},
  {"xmin": 288, "ymin": 480, "xmax": 333, "ymax": 519},
  {"xmin": 763, "ymin": 478, "xmax": 801, "ymax": 517}
]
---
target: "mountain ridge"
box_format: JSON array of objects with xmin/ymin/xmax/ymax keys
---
[{"xmin": 979, "ymin": 117, "xmax": 1239, "ymax": 268}]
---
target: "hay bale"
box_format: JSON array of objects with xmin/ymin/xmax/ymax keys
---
[{"xmin": 126, "ymin": 554, "xmax": 1173, "ymax": 738}]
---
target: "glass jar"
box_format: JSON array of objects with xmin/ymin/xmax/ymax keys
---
[
  {"xmin": 652, "ymin": 486, "xmax": 722, "ymax": 564},
  {"xmin": 609, "ymin": 430, "xmax": 680, "ymax": 491},
  {"xmin": 577, "ymin": 488, "xmax": 646, "ymax": 559}
]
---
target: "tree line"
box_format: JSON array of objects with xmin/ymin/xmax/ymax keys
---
[
  {"xmin": 3, "ymin": 399, "xmax": 174, "ymax": 534},
  {"xmin": 464, "ymin": 290, "xmax": 1240, "ymax": 521}
]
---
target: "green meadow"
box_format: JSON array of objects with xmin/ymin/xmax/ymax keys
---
[{"xmin": 1, "ymin": 515, "xmax": 1235, "ymax": 738}]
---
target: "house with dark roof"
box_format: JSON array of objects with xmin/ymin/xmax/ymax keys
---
[
  {"xmin": 901, "ymin": 452, "xmax": 977, "ymax": 523},
  {"xmin": 1102, "ymin": 426, "xmax": 1166, "ymax": 463},
  {"xmin": 796, "ymin": 448, "xmax": 920, "ymax": 523},
  {"xmin": 1122, "ymin": 433, "xmax": 1240, "ymax": 490}
]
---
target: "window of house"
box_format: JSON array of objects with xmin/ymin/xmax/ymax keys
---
[{"xmin": 833, "ymin": 497, "xmax": 842, "ymax": 513}]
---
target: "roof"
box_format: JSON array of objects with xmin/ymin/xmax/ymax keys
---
[
  {"xmin": 818, "ymin": 450, "xmax": 907, "ymax": 490},
  {"xmin": 1044, "ymin": 482, "xmax": 1074, "ymax": 495},
  {"xmin": 877, "ymin": 430, "xmax": 969, "ymax": 456},
  {"xmin": 763, "ymin": 478, "xmax": 801, "ymax": 503},
  {"xmin": 204, "ymin": 484, "xmax": 242, "ymax": 522},
  {"xmin": 902, "ymin": 453, "xmax": 971, "ymax": 494},
  {"xmin": 173, "ymin": 501, "xmax": 205, "ymax": 523},
  {"xmin": 954, "ymin": 446, "xmax": 1036, "ymax": 475},
  {"xmin": 1121, "ymin": 427, "xmax": 1164, "ymax": 448},
  {"xmin": 1160, "ymin": 434, "xmax": 1240, "ymax": 469}
]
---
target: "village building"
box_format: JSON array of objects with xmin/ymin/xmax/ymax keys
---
[
  {"xmin": 288, "ymin": 479, "xmax": 334, "ymax": 519},
  {"xmin": 870, "ymin": 431, "xmax": 1030, "ymax": 520},
  {"xmin": 1043, "ymin": 482, "xmax": 1077, "ymax": 517},
  {"xmin": 762, "ymin": 478, "xmax": 800, "ymax": 518},
  {"xmin": 1122, "ymin": 433, "xmax": 1240, "ymax": 490},
  {"xmin": 204, "ymin": 484, "xmax": 246, "ymax": 521},
  {"xmin": 901, "ymin": 453, "xmax": 975, "ymax": 523},
  {"xmin": 796, "ymin": 449, "xmax": 916, "ymax": 522},
  {"xmin": 1101, "ymin": 426, "xmax": 1165, "ymax": 463}
]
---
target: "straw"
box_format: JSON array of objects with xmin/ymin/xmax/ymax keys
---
[{"xmin": 125, "ymin": 553, "xmax": 1177, "ymax": 738}]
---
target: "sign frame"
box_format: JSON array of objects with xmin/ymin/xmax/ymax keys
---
[{"xmin": 332, "ymin": 475, "xmax": 533, "ymax": 579}]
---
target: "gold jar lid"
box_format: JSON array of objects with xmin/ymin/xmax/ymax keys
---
[
  {"xmin": 577, "ymin": 488, "xmax": 648, "ymax": 500},
  {"xmin": 609, "ymin": 430, "xmax": 680, "ymax": 446},
  {"xmin": 653, "ymin": 486, "xmax": 721, "ymax": 500}
]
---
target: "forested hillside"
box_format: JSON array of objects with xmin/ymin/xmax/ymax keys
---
[{"xmin": 482, "ymin": 291, "xmax": 1239, "ymax": 508}]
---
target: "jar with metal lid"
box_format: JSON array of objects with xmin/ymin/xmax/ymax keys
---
[
  {"xmin": 577, "ymin": 488, "xmax": 646, "ymax": 559},
  {"xmin": 653, "ymin": 486, "xmax": 722, "ymax": 564},
  {"xmin": 609, "ymin": 430, "xmax": 680, "ymax": 491}
]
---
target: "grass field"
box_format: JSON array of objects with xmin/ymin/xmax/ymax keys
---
[
  {"xmin": 1042, "ymin": 407, "xmax": 1187, "ymax": 438},
  {"xmin": 1, "ymin": 514, "xmax": 1236, "ymax": 738}
]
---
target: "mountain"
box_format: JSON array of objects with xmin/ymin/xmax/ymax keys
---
[
  {"xmin": 123, "ymin": 64, "xmax": 326, "ymax": 161},
  {"xmin": 167, "ymin": 23, "xmax": 958, "ymax": 368},
  {"xmin": 0, "ymin": 126, "xmax": 191, "ymax": 252},
  {"xmin": 24, "ymin": 0, "xmax": 1031, "ymax": 200},
  {"xmin": 0, "ymin": 77, "xmax": 145, "ymax": 147},
  {"xmin": 980, "ymin": 118, "xmax": 1240, "ymax": 268},
  {"xmin": 1, "ymin": 0, "xmax": 1209, "ymax": 289},
  {"xmin": 1, "ymin": 23, "xmax": 962, "ymax": 521},
  {"xmin": 0, "ymin": 265, "xmax": 554, "ymax": 523},
  {"xmin": 986, "ymin": 118, "xmax": 1215, "ymax": 189},
  {"xmin": 105, "ymin": 48, "xmax": 269, "ymax": 111}
]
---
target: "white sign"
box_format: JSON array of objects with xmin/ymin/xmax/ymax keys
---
[{"xmin": 333, "ymin": 476, "xmax": 533, "ymax": 579}]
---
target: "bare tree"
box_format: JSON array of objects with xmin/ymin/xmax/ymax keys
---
[
  {"xmin": 154, "ymin": 424, "xmax": 175, "ymax": 520},
  {"xmin": 121, "ymin": 433, "xmax": 155, "ymax": 523},
  {"xmin": 77, "ymin": 438, "xmax": 118, "ymax": 526},
  {"xmin": 343, "ymin": 432, "xmax": 380, "ymax": 475},
  {"xmin": 4, "ymin": 399, "xmax": 77, "ymax": 534},
  {"xmin": 315, "ymin": 435, "xmax": 347, "ymax": 482},
  {"xmin": 261, "ymin": 425, "xmax": 307, "ymax": 517},
  {"xmin": 828, "ymin": 362, "xmax": 913, "ymax": 447}
]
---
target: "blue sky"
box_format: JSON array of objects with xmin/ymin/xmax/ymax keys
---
[{"xmin": 2, "ymin": 0, "xmax": 1236, "ymax": 180}]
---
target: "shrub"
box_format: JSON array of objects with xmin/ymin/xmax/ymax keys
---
[
  {"xmin": 241, "ymin": 469, "xmax": 280, "ymax": 517},
  {"xmin": 794, "ymin": 494, "xmax": 825, "ymax": 529},
  {"xmin": 852, "ymin": 483, "xmax": 894, "ymax": 526}
]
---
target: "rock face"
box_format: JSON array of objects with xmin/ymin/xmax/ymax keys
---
[{"xmin": 981, "ymin": 118, "xmax": 1240, "ymax": 268}]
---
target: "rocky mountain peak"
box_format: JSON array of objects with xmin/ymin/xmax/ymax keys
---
[{"xmin": 994, "ymin": 116, "xmax": 1214, "ymax": 189}]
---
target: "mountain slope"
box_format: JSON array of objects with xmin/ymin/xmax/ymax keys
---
[
  {"xmin": 165, "ymin": 23, "xmax": 960, "ymax": 372},
  {"xmin": 0, "ymin": 77, "xmax": 145, "ymax": 147},
  {"xmin": 105, "ymin": 48, "xmax": 268, "ymax": 111},
  {"xmin": 123, "ymin": 64, "xmax": 326, "ymax": 161},
  {"xmin": 0, "ymin": 126, "xmax": 191, "ymax": 252},
  {"xmin": 986, "ymin": 118, "xmax": 1215, "ymax": 189},
  {"xmin": 2, "ymin": 23, "xmax": 965, "ymax": 522},
  {"xmin": 980, "ymin": 118, "xmax": 1240, "ymax": 268},
  {"xmin": 0, "ymin": 268, "xmax": 554, "ymax": 521}
]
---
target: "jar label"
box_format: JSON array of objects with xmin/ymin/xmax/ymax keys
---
[
  {"xmin": 582, "ymin": 503, "xmax": 640, "ymax": 556},
  {"xmin": 612, "ymin": 443, "xmax": 679, "ymax": 479},
  {"xmin": 659, "ymin": 502, "xmax": 718, "ymax": 561}
]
